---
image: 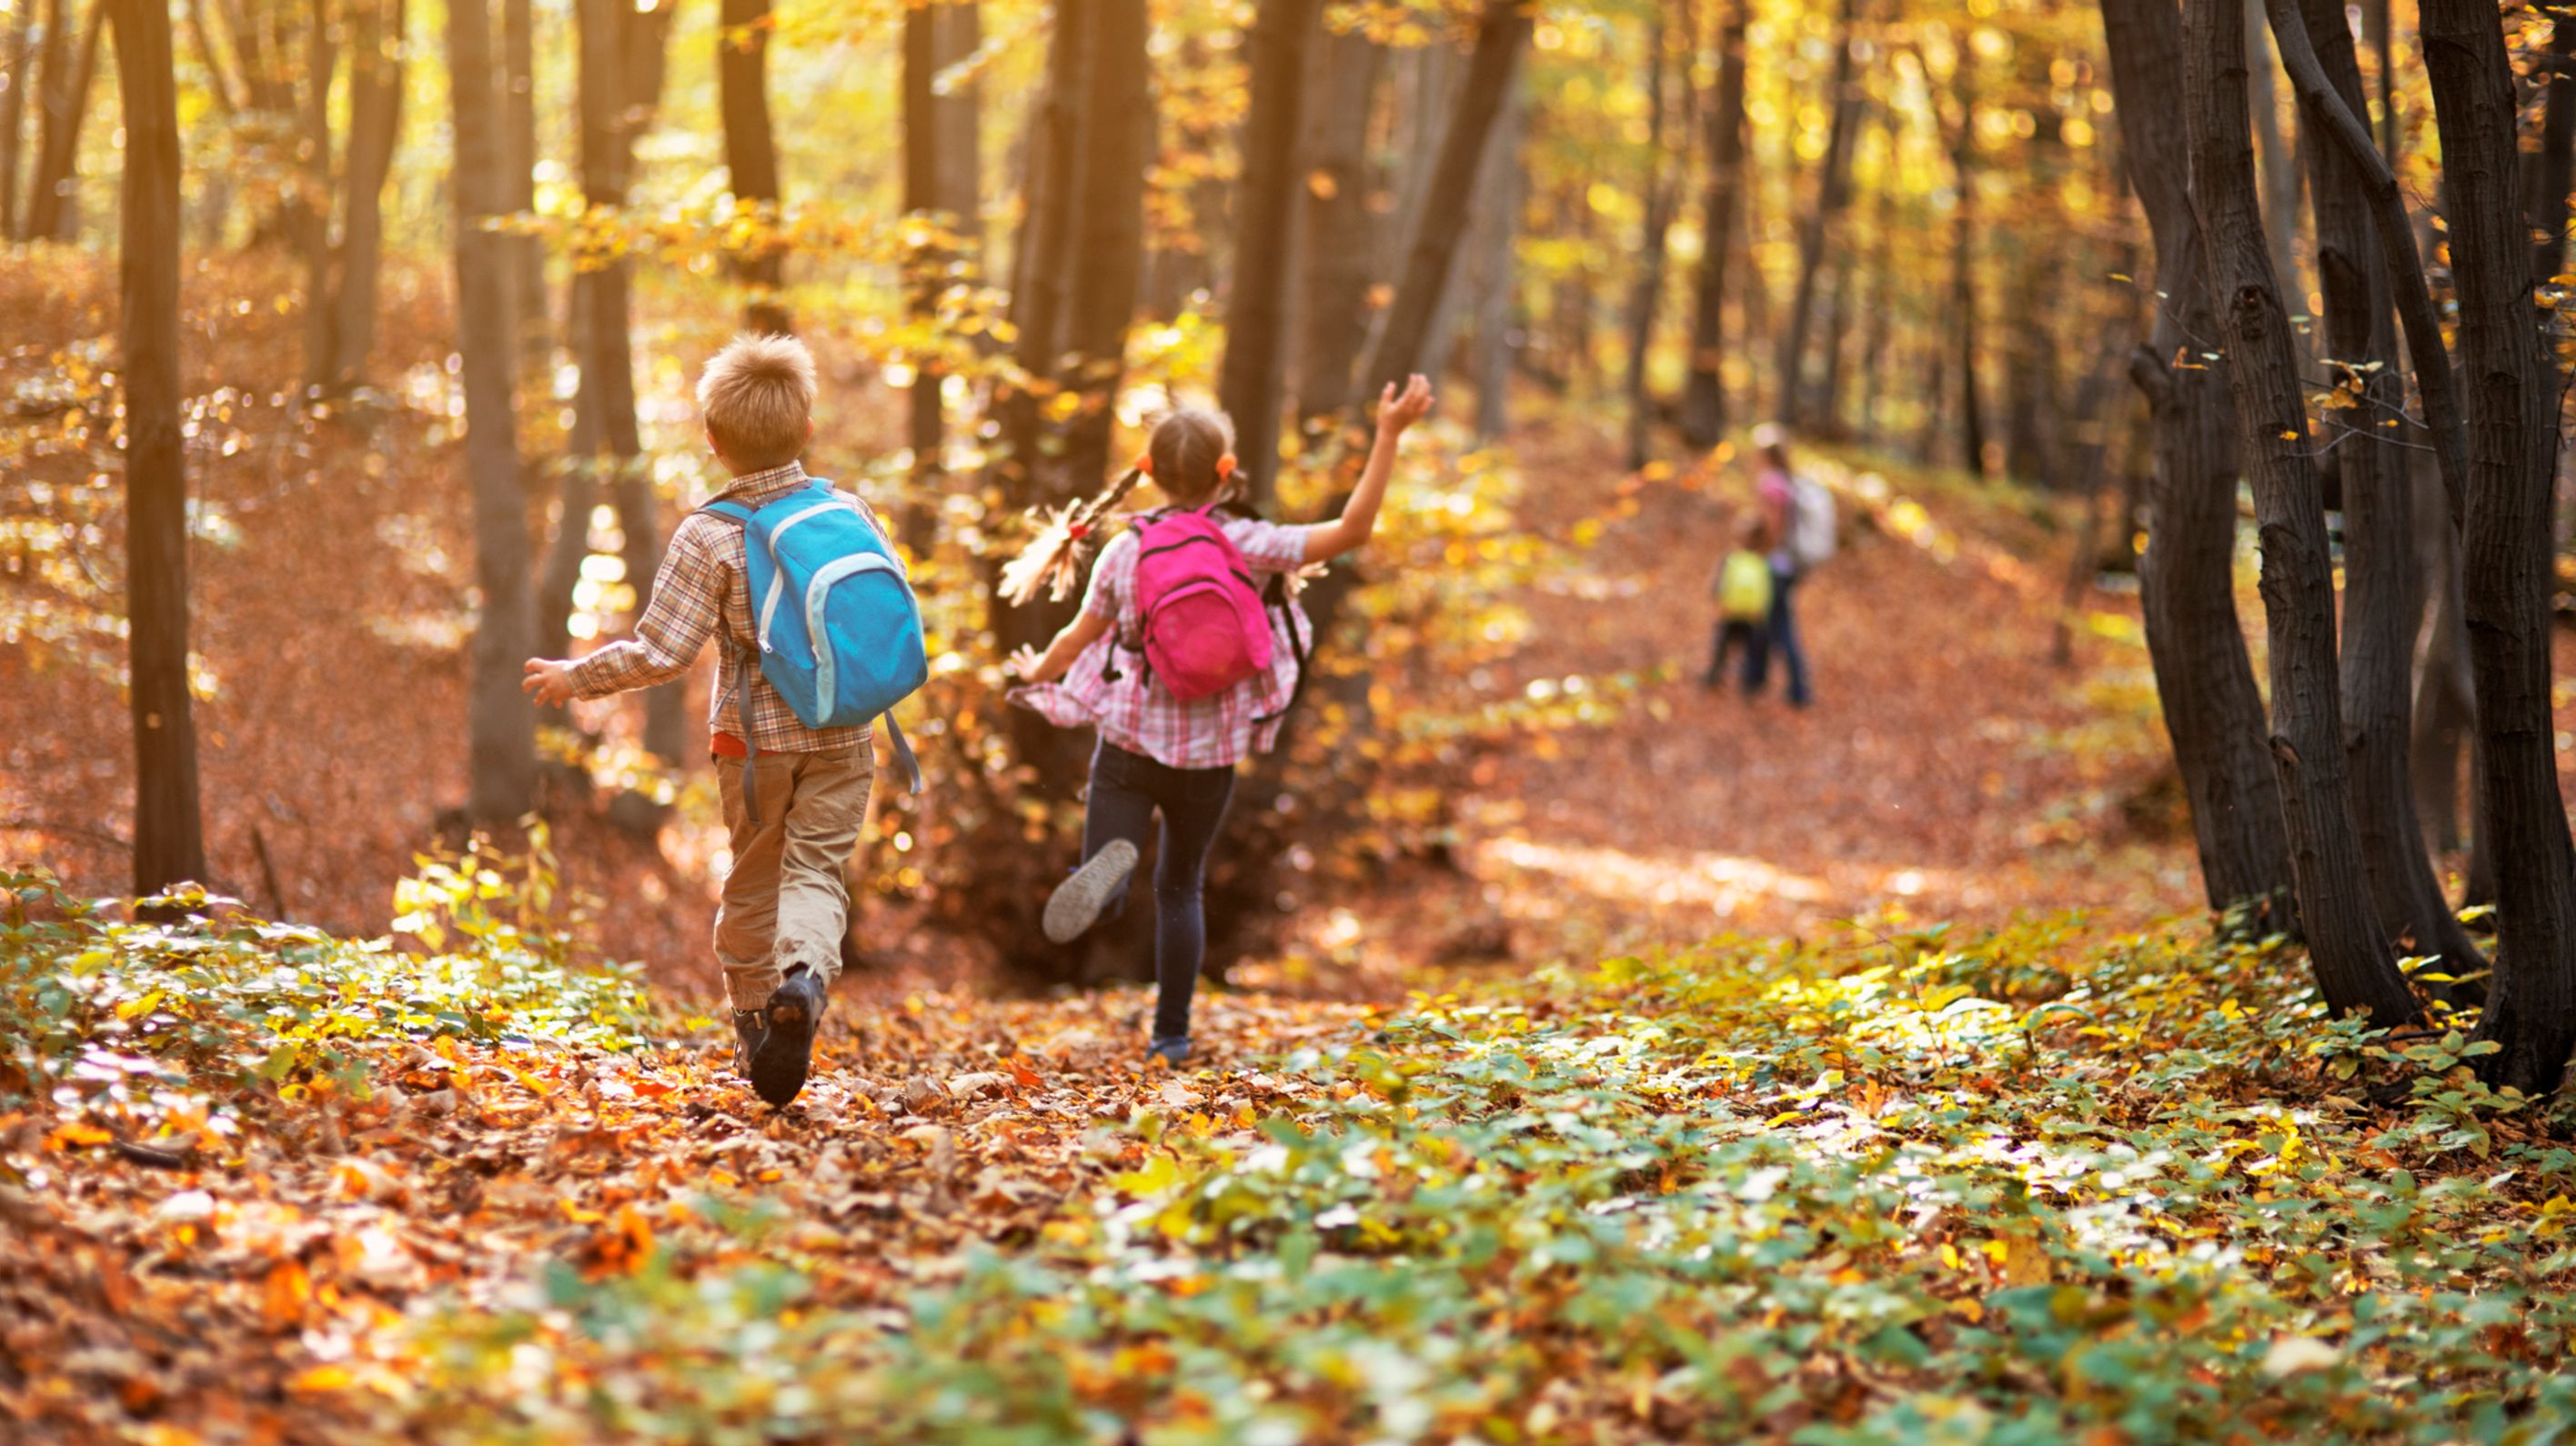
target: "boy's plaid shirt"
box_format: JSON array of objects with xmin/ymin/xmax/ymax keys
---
[{"xmin": 566, "ymin": 461, "xmax": 873, "ymax": 758}]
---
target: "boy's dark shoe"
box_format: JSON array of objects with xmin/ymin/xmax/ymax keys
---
[
  {"xmin": 1147, "ymin": 1035, "xmax": 1192, "ymax": 1068},
  {"xmin": 1045, "ymin": 838, "xmax": 1139, "ymax": 945},
  {"xmin": 730, "ymin": 1009, "xmax": 767, "ymax": 1079},
  {"xmin": 750, "ymin": 966, "xmax": 827, "ymax": 1106}
]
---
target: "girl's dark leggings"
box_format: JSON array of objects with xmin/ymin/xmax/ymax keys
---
[{"xmin": 1080, "ymin": 740, "xmax": 1238, "ymax": 1040}]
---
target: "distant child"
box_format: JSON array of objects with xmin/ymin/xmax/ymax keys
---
[
  {"xmin": 1005, "ymin": 375, "xmax": 1436, "ymax": 1066},
  {"xmin": 1703, "ymin": 512, "xmax": 1775, "ymax": 691},
  {"xmin": 522, "ymin": 334, "xmax": 880, "ymax": 1108}
]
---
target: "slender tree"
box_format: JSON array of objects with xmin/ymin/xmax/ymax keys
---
[
  {"xmin": 0, "ymin": 0, "xmax": 33, "ymax": 238},
  {"xmin": 502, "ymin": 0, "xmax": 542, "ymax": 361},
  {"xmin": 1217, "ymin": 0, "xmax": 1320, "ymax": 505},
  {"xmin": 321, "ymin": 0, "xmax": 404, "ymax": 390},
  {"xmin": 1055, "ymin": 0, "xmax": 1149, "ymax": 491},
  {"xmin": 1679, "ymin": 0, "xmax": 1747, "ymax": 446},
  {"xmin": 109, "ymin": 0, "xmax": 206, "ymax": 893},
  {"xmin": 449, "ymin": 0, "xmax": 537, "ymax": 827},
  {"xmin": 1355, "ymin": 0, "xmax": 1532, "ymax": 408},
  {"xmin": 2421, "ymin": 0, "xmax": 2576, "ymax": 1092},
  {"xmin": 1622, "ymin": 0, "xmax": 1682, "ymax": 469},
  {"xmin": 1942, "ymin": 39, "xmax": 1987, "ymax": 476},
  {"xmin": 898, "ymin": 0, "xmax": 980, "ymax": 548},
  {"xmin": 24, "ymin": 0, "xmax": 101, "ymax": 240},
  {"xmin": 726, "ymin": 0, "xmax": 785, "ymax": 331},
  {"xmin": 2269, "ymin": 0, "xmax": 2482, "ymax": 977},
  {"xmin": 2181, "ymin": 0, "xmax": 2418, "ymax": 1025},
  {"xmin": 1776, "ymin": 0, "xmax": 1861, "ymax": 428},
  {"xmin": 2099, "ymin": 0, "xmax": 2296, "ymax": 928},
  {"xmin": 1293, "ymin": 25, "xmax": 1384, "ymax": 428}
]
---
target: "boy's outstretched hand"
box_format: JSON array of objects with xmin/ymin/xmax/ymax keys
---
[
  {"xmin": 1375, "ymin": 374, "xmax": 1435, "ymax": 437},
  {"xmin": 522, "ymin": 658, "xmax": 577, "ymax": 707}
]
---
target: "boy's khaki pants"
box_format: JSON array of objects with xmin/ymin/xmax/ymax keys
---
[{"xmin": 714, "ymin": 749, "xmax": 874, "ymax": 1011}]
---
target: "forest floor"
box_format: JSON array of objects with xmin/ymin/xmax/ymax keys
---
[{"xmin": 11, "ymin": 259, "xmax": 2576, "ymax": 1441}]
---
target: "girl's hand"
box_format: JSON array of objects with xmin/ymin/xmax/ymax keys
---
[
  {"xmin": 1007, "ymin": 645, "xmax": 1048, "ymax": 681},
  {"xmin": 521, "ymin": 658, "xmax": 577, "ymax": 707},
  {"xmin": 1374, "ymin": 374, "xmax": 1435, "ymax": 438}
]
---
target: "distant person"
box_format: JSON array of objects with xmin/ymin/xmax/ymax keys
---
[
  {"xmin": 1748, "ymin": 427, "xmax": 1834, "ymax": 708},
  {"xmin": 523, "ymin": 334, "xmax": 911, "ymax": 1108},
  {"xmin": 1702, "ymin": 512, "xmax": 1775, "ymax": 692},
  {"xmin": 1004, "ymin": 376, "xmax": 1435, "ymax": 1068}
]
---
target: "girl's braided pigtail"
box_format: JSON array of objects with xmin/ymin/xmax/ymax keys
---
[{"xmin": 1000, "ymin": 460, "xmax": 1148, "ymax": 607}]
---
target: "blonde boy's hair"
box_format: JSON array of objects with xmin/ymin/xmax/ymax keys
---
[{"xmin": 699, "ymin": 333, "xmax": 817, "ymax": 471}]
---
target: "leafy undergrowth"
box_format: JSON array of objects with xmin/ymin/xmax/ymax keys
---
[{"xmin": 8, "ymin": 881, "xmax": 2576, "ymax": 1443}]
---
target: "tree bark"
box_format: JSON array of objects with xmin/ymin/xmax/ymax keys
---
[
  {"xmin": 1679, "ymin": 0, "xmax": 1747, "ymax": 446},
  {"xmin": 2421, "ymin": 0, "xmax": 2576, "ymax": 1093},
  {"xmin": 1355, "ymin": 0, "xmax": 1531, "ymax": 410},
  {"xmin": 900, "ymin": 0, "xmax": 978, "ymax": 547},
  {"xmin": 25, "ymin": 0, "xmax": 102, "ymax": 240},
  {"xmin": 2274, "ymin": 0, "xmax": 2482, "ymax": 978},
  {"xmin": 2244, "ymin": 3, "xmax": 2301, "ymax": 309},
  {"xmin": 449, "ymin": 0, "xmax": 537, "ymax": 828},
  {"xmin": 1293, "ymin": 25, "xmax": 1384, "ymax": 429},
  {"xmin": 502, "ymin": 0, "xmax": 543, "ymax": 362},
  {"xmin": 1, "ymin": 0, "xmax": 34, "ymax": 238},
  {"xmin": 1945, "ymin": 41, "xmax": 1987, "ymax": 477},
  {"xmin": 2183, "ymin": 0, "xmax": 2418, "ymax": 1026},
  {"xmin": 2100, "ymin": 0, "xmax": 2296, "ymax": 927},
  {"xmin": 571, "ymin": 0, "xmax": 683, "ymax": 771},
  {"xmin": 294, "ymin": 0, "xmax": 338, "ymax": 392},
  {"xmin": 730, "ymin": 0, "xmax": 786, "ymax": 331},
  {"xmin": 1622, "ymin": 0, "xmax": 1680, "ymax": 470},
  {"xmin": 110, "ymin": 0, "xmax": 207, "ymax": 893},
  {"xmin": 1215, "ymin": 0, "xmax": 1318, "ymax": 506},
  {"xmin": 1776, "ymin": 0, "xmax": 1860, "ymax": 430},
  {"xmin": 1054, "ymin": 0, "xmax": 1146, "ymax": 493},
  {"xmin": 324, "ymin": 0, "xmax": 402, "ymax": 391},
  {"xmin": 2533, "ymin": 19, "xmax": 2576, "ymax": 290}
]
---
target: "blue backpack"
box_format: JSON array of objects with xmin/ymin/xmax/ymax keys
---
[{"xmin": 698, "ymin": 479, "xmax": 926, "ymax": 819}]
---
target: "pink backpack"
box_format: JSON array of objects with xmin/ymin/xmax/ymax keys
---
[{"xmin": 1127, "ymin": 507, "xmax": 1275, "ymax": 701}]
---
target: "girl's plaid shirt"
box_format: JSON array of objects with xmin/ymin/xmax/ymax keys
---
[
  {"xmin": 1011, "ymin": 515, "xmax": 1312, "ymax": 772},
  {"xmin": 564, "ymin": 462, "xmax": 875, "ymax": 758}
]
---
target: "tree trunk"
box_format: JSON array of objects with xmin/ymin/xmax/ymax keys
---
[
  {"xmin": 1622, "ymin": 0, "xmax": 1679, "ymax": 470},
  {"xmin": 2100, "ymin": 0, "xmax": 2296, "ymax": 928},
  {"xmin": 1946, "ymin": 43, "xmax": 1987, "ymax": 477},
  {"xmin": 1461, "ymin": 75, "xmax": 1525, "ymax": 438},
  {"xmin": 1293, "ymin": 25, "xmax": 1384, "ymax": 428},
  {"xmin": 2244, "ymin": 3, "xmax": 2301, "ymax": 309},
  {"xmin": 450, "ymin": 0, "xmax": 537, "ymax": 828},
  {"xmin": 1679, "ymin": 0, "xmax": 1747, "ymax": 446},
  {"xmin": 1, "ymin": 0, "xmax": 34, "ymax": 238},
  {"xmin": 2182, "ymin": 0, "xmax": 2418, "ymax": 1026},
  {"xmin": 900, "ymin": 0, "xmax": 979, "ymax": 547},
  {"xmin": 324, "ymin": 0, "xmax": 402, "ymax": 391},
  {"xmin": 997, "ymin": 0, "xmax": 1089, "ymax": 507},
  {"xmin": 1215, "ymin": 0, "xmax": 1318, "ymax": 506},
  {"xmin": 110, "ymin": 0, "xmax": 207, "ymax": 893},
  {"xmin": 294, "ymin": 0, "xmax": 338, "ymax": 391},
  {"xmin": 502, "ymin": 0, "xmax": 543, "ymax": 362},
  {"xmin": 25, "ymin": 0, "xmax": 102, "ymax": 240},
  {"xmin": 1355, "ymin": 0, "xmax": 1532, "ymax": 412},
  {"xmin": 1055, "ymin": 0, "xmax": 1146, "ymax": 493},
  {"xmin": 2532, "ymin": 20, "xmax": 2576, "ymax": 291},
  {"xmin": 2421, "ymin": 0, "xmax": 2576, "ymax": 1093},
  {"xmin": 2412, "ymin": 497, "xmax": 2475, "ymax": 851},
  {"xmin": 2278, "ymin": 0, "xmax": 2483, "ymax": 978},
  {"xmin": 1776, "ymin": 0, "xmax": 1860, "ymax": 429},
  {"xmin": 728, "ymin": 0, "xmax": 786, "ymax": 331}
]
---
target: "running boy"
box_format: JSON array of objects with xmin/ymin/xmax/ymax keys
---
[
  {"xmin": 1005, "ymin": 375, "xmax": 1436, "ymax": 1066},
  {"xmin": 522, "ymin": 334, "xmax": 871, "ymax": 1107}
]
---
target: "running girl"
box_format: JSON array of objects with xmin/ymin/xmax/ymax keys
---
[{"xmin": 1004, "ymin": 376, "xmax": 1436, "ymax": 1066}]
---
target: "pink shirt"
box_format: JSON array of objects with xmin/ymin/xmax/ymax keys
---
[{"xmin": 1009, "ymin": 512, "xmax": 1312, "ymax": 771}]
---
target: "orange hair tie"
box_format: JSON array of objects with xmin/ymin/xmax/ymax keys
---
[
  {"xmin": 1134, "ymin": 452, "xmax": 1154, "ymax": 478},
  {"xmin": 1215, "ymin": 454, "xmax": 1237, "ymax": 481}
]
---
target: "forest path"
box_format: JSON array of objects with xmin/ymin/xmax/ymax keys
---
[{"xmin": 1334, "ymin": 415, "xmax": 2203, "ymax": 974}]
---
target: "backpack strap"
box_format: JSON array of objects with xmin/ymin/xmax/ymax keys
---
[{"xmin": 1252, "ymin": 574, "xmax": 1311, "ymax": 726}]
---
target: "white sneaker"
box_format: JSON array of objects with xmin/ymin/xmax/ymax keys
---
[{"xmin": 1044, "ymin": 838, "xmax": 1139, "ymax": 944}]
